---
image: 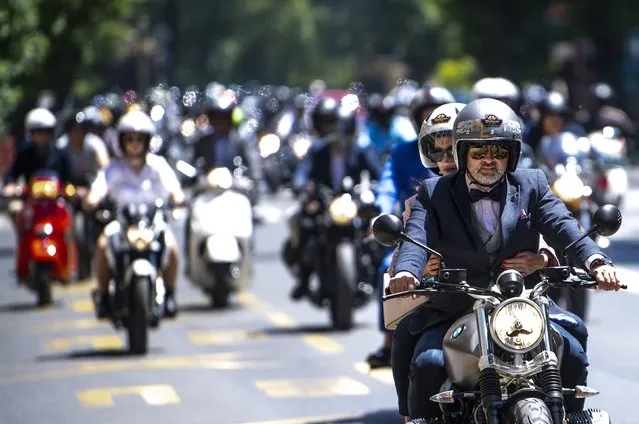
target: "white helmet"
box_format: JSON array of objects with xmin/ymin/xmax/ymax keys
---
[
  {"xmin": 116, "ymin": 110, "xmax": 156, "ymax": 157},
  {"xmin": 418, "ymin": 102, "xmax": 466, "ymax": 168},
  {"xmin": 471, "ymin": 77, "xmax": 520, "ymax": 105},
  {"xmin": 25, "ymin": 108, "xmax": 57, "ymax": 132},
  {"xmin": 116, "ymin": 110, "xmax": 156, "ymax": 136}
]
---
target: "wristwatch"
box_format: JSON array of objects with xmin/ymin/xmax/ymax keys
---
[{"xmin": 589, "ymin": 257, "xmax": 614, "ymax": 272}]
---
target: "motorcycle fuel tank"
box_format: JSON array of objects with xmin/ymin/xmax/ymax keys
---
[{"xmin": 443, "ymin": 312, "xmax": 481, "ymax": 389}]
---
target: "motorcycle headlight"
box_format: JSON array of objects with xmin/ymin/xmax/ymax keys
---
[
  {"xmin": 126, "ymin": 226, "xmax": 155, "ymax": 251},
  {"xmin": 180, "ymin": 119, "xmax": 196, "ymax": 137},
  {"xmin": 292, "ymin": 136, "xmax": 312, "ymax": 159},
  {"xmin": 258, "ymin": 133, "xmax": 281, "ymax": 158},
  {"xmin": 206, "ymin": 167, "xmax": 233, "ymax": 190},
  {"xmin": 552, "ymin": 173, "xmax": 584, "ymax": 203},
  {"xmin": 490, "ymin": 298, "xmax": 545, "ymax": 353},
  {"xmin": 31, "ymin": 181, "xmax": 59, "ymax": 199},
  {"xmin": 328, "ymin": 194, "xmax": 358, "ymax": 225}
]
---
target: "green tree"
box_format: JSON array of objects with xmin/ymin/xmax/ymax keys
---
[{"xmin": 0, "ymin": 0, "xmax": 145, "ymax": 136}]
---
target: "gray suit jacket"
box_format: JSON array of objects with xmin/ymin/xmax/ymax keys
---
[{"xmin": 393, "ymin": 169, "xmax": 602, "ymax": 335}]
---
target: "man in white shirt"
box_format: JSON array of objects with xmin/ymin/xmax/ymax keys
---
[{"xmin": 84, "ymin": 110, "xmax": 185, "ymax": 317}]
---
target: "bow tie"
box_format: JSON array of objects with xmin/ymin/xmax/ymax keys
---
[{"xmin": 469, "ymin": 183, "xmax": 504, "ymax": 203}]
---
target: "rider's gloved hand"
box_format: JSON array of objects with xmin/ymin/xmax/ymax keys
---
[{"xmin": 389, "ymin": 271, "xmax": 419, "ymax": 294}]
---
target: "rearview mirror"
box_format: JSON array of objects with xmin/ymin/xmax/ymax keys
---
[
  {"xmin": 592, "ymin": 204, "xmax": 622, "ymax": 237},
  {"xmin": 372, "ymin": 214, "xmax": 404, "ymax": 247}
]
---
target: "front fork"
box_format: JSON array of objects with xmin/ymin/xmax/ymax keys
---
[{"xmin": 474, "ymin": 299, "xmax": 565, "ymax": 424}]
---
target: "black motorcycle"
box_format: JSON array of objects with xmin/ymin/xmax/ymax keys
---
[
  {"xmin": 92, "ymin": 199, "xmax": 173, "ymax": 354},
  {"xmin": 373, "ymin": 204, "xmax": 624, "ymax": 424},
  {"xmin": 296, "ymin": 177, "xmax": 381, "ymax": 330}
]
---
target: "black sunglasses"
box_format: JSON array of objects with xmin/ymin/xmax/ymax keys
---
[
  {"xmin": 468, "ymin": 143, "xmax": 509, "ymax": 160},
  {"xmin": 428, "ymin": 146, "xmax": 454, "ymax": 162}
]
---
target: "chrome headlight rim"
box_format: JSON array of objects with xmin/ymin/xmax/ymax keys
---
[{"xmin": 489, "ymin": 297, "xmax": 546, "ymax": 354}]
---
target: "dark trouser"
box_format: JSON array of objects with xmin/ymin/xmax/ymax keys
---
[{"xmin": 392, "ymin": 312, "xmax": 589, "ymax": 419}]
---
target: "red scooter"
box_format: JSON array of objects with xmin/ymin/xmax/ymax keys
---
[{"xmin": 10, "ymin": 170, "xmax": 78, "ymax": 306}]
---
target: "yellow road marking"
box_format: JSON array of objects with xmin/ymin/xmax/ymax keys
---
[
  {"xmin": 265, "ymin": 311, "xmax": 297, "ymax": 328},
  {"xmin": 353, "ymin": 362, "xmax": 395, "ymax": 385},
  {"xmin": 254, "ymin": 377, "xmax": 369, "ymax": 398},
  {"xmin": 188, "ymin": 330, "xmax": 266, "ymax": 345},
  {"xmin": 53, "ymin": 280, "xmax": 94, "ymax": 296},
  {"xmin": 28, "ymin": 318, "xmax": 107, "ymax": 333},
  {"xmin": 237, "ymin": 292, "xmax": 270, "ymax": 311},
  {"xmin": 301, "ymin": 335, "xmax": 343, "ymax": 354},
  {"xmin": 242, "ymin": 412, "xmax": 365, "ymax": 424},
  {"xmin": 44, "ymin": 334, "xmax": 123, "ymax": 351},
  {"xmin": 77, "ymin": 384, "xmax": 180, "ymax": 407},
  {"xmin": 71, "ymin": 299, "xmax": 94, "ymax": 313},
  {"xmin": 0, "ymin": 353, "xmax": 279, "ymax": 385}
]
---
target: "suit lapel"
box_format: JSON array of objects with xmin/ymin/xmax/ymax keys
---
[
  {"xmin": 449, "ymin": 173, "xmax": 489, "ymax": 261},
  {"xmin": 499, "ymin": 175, "xmax": 520, "ymax": 257}
]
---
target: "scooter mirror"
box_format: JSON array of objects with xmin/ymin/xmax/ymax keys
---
[
  {"xmin": 372, "ymin": 214, "xmax": 404, "ymax": 247},
  {"xmin": 592, "ymin": 204, "xmax": 622, "ymax": 237}
]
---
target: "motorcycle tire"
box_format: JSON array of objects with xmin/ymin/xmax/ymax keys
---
[
  {"xmin": 127, "ymin": 277, "xmax": 150, "ymax": 355},
  {"xmin": 210, "ymin": 264, "xmax": 232, "ymax": 309},
  {"xmin": 330, "ymin": 242, "xmax": 355, "ymax": 331},
  {"xmin": 34, "ymin": 263, "xmax": 53, "ymax": 307},
  {"xmin": 510, "ymin": 398, "xmax": 552, "ymax": 424}
]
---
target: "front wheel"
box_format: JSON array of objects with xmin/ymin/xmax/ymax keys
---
[
  {"xmin": 34, "ymin": 262, "xmax": 53, "ymax": 307},
  {"xmin": 127, "ymin": 277, "xmax": 150, "ymax": 355},
  {"xmin": 210, "ymin": 264, "xmax": 233, "ymax": 309},
  {"xmin": 330, "ymin": 242, "xmax": 356, "ymax": 331},
  {"xmin": 510, "ymin": 398, "xmax": 552, "ymax": 424}
]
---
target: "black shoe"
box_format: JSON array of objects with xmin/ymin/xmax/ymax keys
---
[
  {"xmin": 93, "ymin": 290, "xmax": 110, "ymax": 319},
  {"xmin": 164, "ymin": 292, "xmax": 178, "ymax": 318},
  {"xmin": 290, "ymin": 284, "xmax": 308, "ymax": 301},
  {"xmin": 366, "ymin": 346, "xmax": 391, "ymax": 369}
]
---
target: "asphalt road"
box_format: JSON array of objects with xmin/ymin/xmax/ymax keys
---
[{"xmin": 1, "ymin": 183, "xmax": 639, "ymax": 424}]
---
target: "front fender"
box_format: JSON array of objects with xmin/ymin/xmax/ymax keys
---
[
  {"xmin": 206, "ymin": 234, "xmax": 241, "ymax": 262},
  {"xmin": 125, "ymin": 259, "xmax": 157, "ymax": 283}
]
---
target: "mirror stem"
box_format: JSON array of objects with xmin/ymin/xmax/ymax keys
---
[
  {"xmin": 562, "ymin": 226, "xmax": 598, "ymax": 265},
  {"xmin": 399, "ymin": 232, "xmax": 446, "ymax": 267}
]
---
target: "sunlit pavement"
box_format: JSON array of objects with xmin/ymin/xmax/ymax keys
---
[{"xmin": 0, "ymin": 176, "xmax": 638, "ymax": 424}]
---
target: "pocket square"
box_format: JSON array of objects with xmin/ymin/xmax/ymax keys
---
[{"xmin": 519, "ymin": 209, "xmax": 531, "ymax": 221}]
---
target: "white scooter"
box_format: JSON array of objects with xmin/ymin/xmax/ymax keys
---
[{"xmin": 178, "ymin": 161, "xmax": 254, "ymax": 308}]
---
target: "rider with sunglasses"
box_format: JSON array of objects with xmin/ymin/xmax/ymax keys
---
[
  {"xmin": 387, "ymin": 98, "xmax": 621, "ymax": 422},
  {"xmin": 389, "ymin": 102, "xmax": 566, "ymax": 423},
  {"xmin": 84, "ymin": 110, "xmax": 186, "ymax": 318}
]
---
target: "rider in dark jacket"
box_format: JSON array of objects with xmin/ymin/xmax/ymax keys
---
[{"xmin": 285, "ymin": 98, "xmax": 382, "ymax": 300}]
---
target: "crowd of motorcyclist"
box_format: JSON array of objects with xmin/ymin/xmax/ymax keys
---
[{"xmin": 0, "ymin": 76, "xmax": 632, "ymax": 417}]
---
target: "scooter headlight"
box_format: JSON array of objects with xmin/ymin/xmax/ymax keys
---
[
  {"xmin": 552, "ymin": 173, "xmax": 584, "ymax": 207},
  {"xmin": 292, "ymin": 135, "xmax": 312, "ymax": 159},
  {"xmin": 328, "ymin": 194, "xmax": 358, "ymax": 225},
  {"xmin": 490, "ymin": 298, "xmax": 545, "ymax": 353},
  {"xmin": 126, "ymin": 226, "xmax": 154, "ymax": 251},
  {"xmin": 206, "ymin": 167, "xmax": 233, "ymax": 190},
  {"xmin": 258, "ymin": 133, "xmax": 281, "ymax": 158}
]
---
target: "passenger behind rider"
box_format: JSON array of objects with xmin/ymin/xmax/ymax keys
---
[
  {"xmin": 366, "ymin": 85, "xmax": 455, "ymax": 369},
  {"xmin": 3, "ymin": 108, "xmax": 79, "ymax": 231},
  {"xmin": 83, "ymin": 110, "xmax": 185, "ymax": 318},
  {"xmin": 388, "ymin": 98, "xmax": 621, "ymax": 422}
]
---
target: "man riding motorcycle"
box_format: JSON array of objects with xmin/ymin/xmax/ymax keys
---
[
  {"xmin": 3, "ymin": 108, "xmax": 79, "ymax": 230},
  {"xmin": 57, "ymin": 107, "xmax": 110, "ymax": 185},
  {"xmin": 183, "ymin": 90, "xmax": 259, "ymax": 273},
  {"xmin": 366, "ymin": 85, "xmax": 455, "ymax": 369},
  {"xmin": 84, "ymin": 110, "xmax": 185, "ymax": 318},
  {"xmin": 284, "ymin": 97, "xmax": 382, "ymax": 300},
  {"xmin": 388, "ymin": 98, "xmax": 621, "ymax": 422}
]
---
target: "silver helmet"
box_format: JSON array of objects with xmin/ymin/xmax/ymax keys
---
[
  {"xmin": 418, "ymin": 102, "xmax": 466, "ymax": 168},
  {"xmin": 452, "ymin": 98, "xmax": 523, "ymax": 172}
]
